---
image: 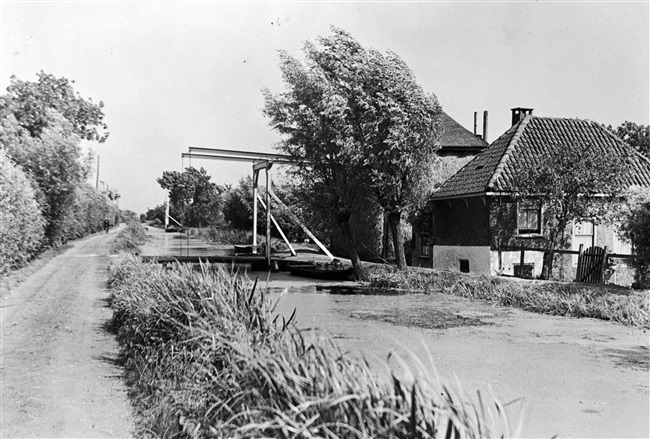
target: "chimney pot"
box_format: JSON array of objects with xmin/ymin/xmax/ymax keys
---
[{"xmin": 511, "ymin": 107, "xmax": 534, "ymax": 126}]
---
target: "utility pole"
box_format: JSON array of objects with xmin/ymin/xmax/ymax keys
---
[{"xmin": 96, "ymin": 155, "xmax": 100, "ymax": 190}]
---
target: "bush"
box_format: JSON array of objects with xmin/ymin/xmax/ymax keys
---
[
  {"xmin": 63, "ymin": 183, "xmax": 120, "ymax": 241},
  {"xmin": 617, "ymin": 186, "xmax": 650, "ymax": 289},
  {"xmin": 0, "ymin": 150, "xmax": 45, "ymax": 274},
  {"xmin": 108, "ymin": 256, "xmax": 520, "ymax": 438}
]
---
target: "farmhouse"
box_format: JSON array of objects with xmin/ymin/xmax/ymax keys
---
[{"xmin": 416, "ymin": 108, "xmax": 650, "ymax": 283}]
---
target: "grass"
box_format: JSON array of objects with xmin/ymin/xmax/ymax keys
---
[
  {"xmin": 108, "ymin": 256, "xmax": 524, "ymax": 438},
  {"xmin": 110, "ymin": 222, "xmax": 148, "ymax": 254},
  {"xmin": 365, "ymin": 266, "xmax": 650, "ymax": 329}
]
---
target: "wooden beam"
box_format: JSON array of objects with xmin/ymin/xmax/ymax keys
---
[
  {"xmin": 182, "ymin": 153, "xmax": 296, "ymax": 165},
  {"xmin": 253, "ymin": 160, "xmax": 274, "ymax": 172},
  {"xmin": 256, "ymin": 194, "xmax": 297, "ymax": 256},
  {"xmin": 268, "ymin": 188, "xmax": 335, "ymax": 260},
  {"xmin": 265, "ymin": 168, "xmax": 271, "ymax": 265},
  {"xmin": 252, "ymin": 182, "xmax": 258, "ymax": 252},
  {"xmin": 189, "ymin": 146, "xmax": 298, "ymax": 162}
]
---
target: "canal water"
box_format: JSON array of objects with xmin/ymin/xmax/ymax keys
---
[
  {"xmin": 253, "ymin": 271, "xmax": 649, "ymax": 439},
  {"xmin": 140, "ymin": 228, "xmax": 649, "ymax": 438}
]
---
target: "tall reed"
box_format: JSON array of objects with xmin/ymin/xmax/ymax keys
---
[{"xmin": 109, "ymin": 255, "xmax": 524, "ymax": 438}]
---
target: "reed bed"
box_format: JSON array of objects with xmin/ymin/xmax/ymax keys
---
[
  {"xmin": 109, "ymin": 222, "xmax": 148, "ymax": 254},
  {"xmin": 108, "ymin": 255, "xmax": 522, "ymax": 438},
  {"xmin": 366, "ymin": 267, "xmax": 650, "ymax": 329}
]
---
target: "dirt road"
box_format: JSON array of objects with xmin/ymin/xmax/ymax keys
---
[{"xmin": 1, "ymin": 231, "xmax": 133, "ymax": 438}]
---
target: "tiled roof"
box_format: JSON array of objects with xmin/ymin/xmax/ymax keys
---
[
  {"xmin": 432, "ymin": 115, "xmax": 650, "ymax": 199},
  {"xmin": 437, "ymin": 111, "xmax": 488, "ymax": 150}
]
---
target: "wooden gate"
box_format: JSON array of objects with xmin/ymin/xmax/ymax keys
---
[{"xmin": 576, "ymin": 246, "xmax": 608, "ymax": 283}]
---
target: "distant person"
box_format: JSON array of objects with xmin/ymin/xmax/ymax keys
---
[{"xmin": 103, "ymin": 218, "xmax": 110, "ymax": 234}]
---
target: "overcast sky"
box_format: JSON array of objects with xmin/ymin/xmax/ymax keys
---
[{"xmin": 2, "ymin": 1, "xmax": 648, "ymax": 214}]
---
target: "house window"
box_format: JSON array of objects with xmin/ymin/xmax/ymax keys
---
[
  {"xmin": 517, "ymin": 201, "xmax": 541, "ymax": 234},
  {"xmin": 459, "ymin": 259, "xmax": 470, "ymax": 273}
]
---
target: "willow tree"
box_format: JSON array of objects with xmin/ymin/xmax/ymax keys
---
[{"xmin": 263, "ymin": 28, "xmax": 442, "ymax": 273}]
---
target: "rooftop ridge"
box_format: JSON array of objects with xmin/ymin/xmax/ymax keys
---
[{"xmin": 486, "ymin": 114, "xmax": 532, "ymax": 191}]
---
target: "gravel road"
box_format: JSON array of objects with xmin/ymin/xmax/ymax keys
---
[{"xmin": 1, "ymin": 230, "xmax": 133, "ymax": 438}]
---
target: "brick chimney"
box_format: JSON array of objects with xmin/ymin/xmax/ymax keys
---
[
  {"xmin": 483, "ymin": 110, "xmax": 488, "ymax": 142},
  {"xmin": 511, "ymin": 107, "xmax": 534, "ymax": 126},
  {"xmin": 473, "ymin": 110, "xmax": 489, "ymax": 142}
]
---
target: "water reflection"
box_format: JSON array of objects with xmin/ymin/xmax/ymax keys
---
[{"xmin": 264, "ymin": 284, "xmax": 408, "ymax": 296}]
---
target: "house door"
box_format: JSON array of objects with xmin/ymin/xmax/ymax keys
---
[{"xmin": 572, "ymin": 221, "xmax": 594, "ymax": 266}]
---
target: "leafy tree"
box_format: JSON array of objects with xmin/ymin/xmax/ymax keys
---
[
  {"xmin": 146, "ymin": 204, "xmax": 166, "ymax": 223},
  {"xmin": 616, "ymin": 186, "xmax": 650, "ymax": 288},
  {"xmin": 513, "ymin": 142, "xmax": 628, "ymax": 279},
  {"xmin": 1, "ymin": 71, "xmax": 108, "ymax": 142},
  {"xmin": 223, "ymin": 176, "xmax": 254, "ymax": 230},
  {"xmin": 157, "ymin": 167, "xmax": 224, "ymax": 228},
  {"xmin": 1, "ymin": 72, "xmax": 111, "ymax": 245},
  {"xmin": 606, "ymin": 121, "xmax": 649, "ymax": 160},
  {"xmin": 263, "ymin": 27, "xmax": 442, "ymax": 273}
]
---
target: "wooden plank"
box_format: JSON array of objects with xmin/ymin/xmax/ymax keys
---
[
  {"xmin": 265, "ymin": 168, "xmax": 271, "ymax": 264},
  {"xmin": 256, "ymin": 194, "xmax": 297, "ymax": 256},
  {"xmin": 188, "ymin": 146, "xmax": 297, "ymax": 162},
  {"xmin": 577, "ymin": 246, "xmax": 606, "ymax": 283},
  {"xmin": 268, "ymin": 188, "xmax": 335, "ymax": 260}
]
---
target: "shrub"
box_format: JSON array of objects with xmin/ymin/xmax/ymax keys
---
[
  {"xmin": 0, "ymin": 150, "xmax": 45, "ymax": 274},
  {"xmin": 617, "ymin": 186, "xmax": 650, "ymax": 289},
  {"xmin": 64, "ymin": 183, "xmax": 120, "ymax": 240}
]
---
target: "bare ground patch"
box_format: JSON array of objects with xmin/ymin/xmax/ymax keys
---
[{"xmin": 604, "ymin": 345, "xmax": 650, "ymax": 371}]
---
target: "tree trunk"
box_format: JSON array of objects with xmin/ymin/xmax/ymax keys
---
[
  {"xmin": 542, "ymin": 229, "xmax": 558, "ymax": 280},
  {"xmin": 381, "ymin": 212, "xmax": 391, "ymax": 260},
  {"xmin": 336, "ymin": 214, "xmax": 363, "ymax": 279},
  {"xmin": 387, "ymin": 211, "xmax": 407, "ymax": 270},
  {"xmin": 542, "ymin": 250, "xmax": 555, "ymax": 280}
]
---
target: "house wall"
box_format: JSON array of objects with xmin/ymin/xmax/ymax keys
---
[
  {"xmin": 418, "ymin": 195, "xmax": 635, "ymax": 285},
  {"xmin": 433, "ymin": 245, "xmax": 491, "ymax": 273},
  {"xmin": 411, "ymin": 153, "xmax": 478, "ymax": 268},
  {"xmin": 488, "ymin": 198, "xmax": 635, "ymax": 284},
  {"xmin": 488, "ymin": 197, "xmax": 549, "ymax": 277},
  {"xmin": 427, "ymin": 196, "xmax": 491, "ymax": 273}
]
